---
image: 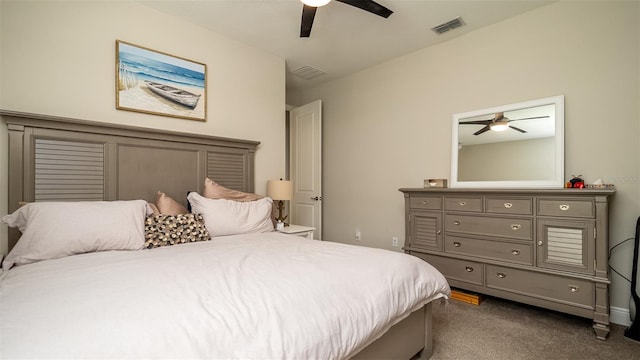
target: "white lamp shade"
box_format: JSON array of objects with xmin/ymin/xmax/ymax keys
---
[
  {"xmin": 301, "ymin": 0, "xmax": 331, "ymax": 7},
  {"xmin": 489, "ymin": 121, "xmax": 509, "ymax": 132},
  {"xmin": 267, "ymin": 180, "xmax": 293, "ymax": 201}
]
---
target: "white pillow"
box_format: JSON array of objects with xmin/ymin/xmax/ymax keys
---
[
  {"xmin": 1, "ymin": 200, "xmax": 152, "ymax": 269},
  {"xmin": 187, "ymin": 192, "xmax": 274, "ymax": 236}
]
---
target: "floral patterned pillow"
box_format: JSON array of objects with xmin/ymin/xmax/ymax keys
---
[{"xmin": 144, "ymin": 213, "xmax": 210, "ymax": 249}]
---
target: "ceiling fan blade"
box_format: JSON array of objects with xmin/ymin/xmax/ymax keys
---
[
  {"xmin": 508, "ymin": 115, "xmax": 550, "ymax": 122},
  {"xmin": 336, "ymin": 0, "xmax": 393, "ymax": 18},
  {"xmin": 473, "ymin": 126, "xmax": 491, "ymax": 136},
  {"xmin": 509, "ymin": 126, "xmax": 527, "ymax": 133},
  {"xmin": 460, "ymin": 120, "xmax": 492, "ymax": 125},
  {"xmin": 300, "ymin": 5, "xmax": 317, "ymax": 38}
]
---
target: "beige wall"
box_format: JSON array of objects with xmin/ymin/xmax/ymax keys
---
[
  {"xmin": 300, "ymin": 1, "xmax": 639, "ymax": 313},
  {"xmin": 0, "ymin": 1, "xmax": 286, "ymax": 255},
  {"xmin": 459, "ymin": 137, "xmax": 555, "ymax": 181}
]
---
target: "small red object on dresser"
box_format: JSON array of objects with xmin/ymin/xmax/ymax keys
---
[{"xmin": 569, "ymin": 175, "xmax": 584, "ymax": 188}]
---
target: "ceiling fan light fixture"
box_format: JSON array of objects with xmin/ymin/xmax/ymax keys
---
[
  {"xmin": 301, "ymin": 0, "xmax": 331, "ymax": 7},
  {"xmin": 489, "ymin": 121, "xmax": 509, "ymax": 132}
]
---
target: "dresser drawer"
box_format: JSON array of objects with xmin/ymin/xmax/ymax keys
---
[
  {"xmin": 410, "ymin": 195, "xmax": 442, "ymax": 210},
  {"xmin": 444, "ymin": 196, "xmax": 482, "ymax": 212},
  {"xmin": 538, "ymin": 198, "xmax": 594, "ymax": 218},
  {"xmin": 486, "ymin": 265, "xmax": 594, "ymax": 308},
  {"xmin": 444, "ymin": 214, "xmax": 533, "ymax": 241},
  {"xmin": 416, "ymin": 253, "xmax": 483, "ymax": 286},
  {"xmin": 486, "ymin": 197, "xmax": 533, "ymax": 215},
  {"xmin": 444, "ymin": 235, "xmax": 533, "ymax": 265}
]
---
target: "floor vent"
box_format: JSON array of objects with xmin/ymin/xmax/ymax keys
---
[
  {"xmin": 291, "ymin": 65, "xmax": 325, "ymax": 80},
  {"xmin": 432, "ymin": 16, "xmax": 465, "ymax": 35}
]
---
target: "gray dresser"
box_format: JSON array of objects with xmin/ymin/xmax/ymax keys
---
[{"xmin": 399, "ymin": 188, "xmax": 615, "ymax": 339}]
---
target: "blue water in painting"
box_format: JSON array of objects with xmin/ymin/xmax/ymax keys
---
[{"xmin": 119, "ymin": 51, "xmax": 204, "ymax": 89}]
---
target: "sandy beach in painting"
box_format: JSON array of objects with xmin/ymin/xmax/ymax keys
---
[{"xmin": 118, "ymin": 81, "xmax": 205, "ymax": 120}]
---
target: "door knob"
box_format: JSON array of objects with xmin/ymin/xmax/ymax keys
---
[{"xmin": 310, "ymin": 196, "xmax": 322, "ymax": 201}]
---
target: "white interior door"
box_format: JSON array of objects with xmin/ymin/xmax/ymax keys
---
[{"xmin": 290, "ymin": 100, "xmax": 322, "ymax": 239}]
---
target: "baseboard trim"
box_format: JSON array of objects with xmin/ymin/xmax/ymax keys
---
[{"xmin": 611, "ymin": 306, "xmax": 632, "ymax": 326}]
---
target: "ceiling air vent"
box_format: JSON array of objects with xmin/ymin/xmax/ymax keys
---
[
  {"xmin": 291, "ymin": 65, "xmax": 326, "ymax": 80},
  {"xmin": 431, "ymin": 16, "xmax": 465, "ymax": 35}
]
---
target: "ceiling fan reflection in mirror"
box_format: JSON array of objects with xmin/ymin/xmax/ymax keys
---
[
  {"xmin": 459, "ymin": 112, "xmax": 550, "ymax": 136},
  {"xmin": 299, "ymin": 0, "xmax": 393, "ymax": 38}
]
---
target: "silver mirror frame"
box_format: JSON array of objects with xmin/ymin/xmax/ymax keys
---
[{"xmin": 450, "ymin": 95, "xmax": 565, "ymax": 188}]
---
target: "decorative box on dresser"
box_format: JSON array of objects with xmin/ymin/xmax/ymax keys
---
[{"xmin": 399, "ymin": 188, "xmax": 615, "ymax": 340}]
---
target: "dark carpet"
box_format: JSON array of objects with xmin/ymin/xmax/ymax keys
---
[{"xmin": 429, "ymin": 295, "xmax": 640, "ymax": 360}]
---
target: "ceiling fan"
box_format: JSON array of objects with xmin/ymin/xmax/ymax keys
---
[
  {"xmin": 459, "ymin": 112, "xmax": 550, "ymax": 136},
  {"xmin": 299, "ymin": 0, "xmax": 393, "ymax": 38}
]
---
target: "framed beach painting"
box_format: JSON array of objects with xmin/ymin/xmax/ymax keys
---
[{"xmin": 116, "ymin": 40, "xmax": 206, "ymax": 121}]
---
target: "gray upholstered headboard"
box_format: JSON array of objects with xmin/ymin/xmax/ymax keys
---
[{"xmin": 2, "ymin": 110, "xmax": 259, "ymax": 251}]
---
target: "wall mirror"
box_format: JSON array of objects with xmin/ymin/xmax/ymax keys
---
[{"xmin": 451, "ymin": 95, "xmax": 564, "ymax": 188}]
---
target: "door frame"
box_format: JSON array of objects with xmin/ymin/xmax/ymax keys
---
[{"xmin": 287, "ymin": 100, "xmax": 322, "ymax": 239}]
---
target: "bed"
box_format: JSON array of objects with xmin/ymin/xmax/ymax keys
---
[{"xmin": 0, "ymin": 111, "xmax": 450, "ymax": 359}]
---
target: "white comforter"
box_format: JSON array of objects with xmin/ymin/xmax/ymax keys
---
[{"xmin": 0, "ymin": 232, "xmax": 449, "ymax": 359}]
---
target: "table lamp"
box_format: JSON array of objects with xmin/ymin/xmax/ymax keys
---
[{"xmin": 267, "ymin": 179, "xmax": 293, "ymax": 226}]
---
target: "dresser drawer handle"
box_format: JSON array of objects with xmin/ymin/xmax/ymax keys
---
[
  {"xmin": 465, "ymin": 266, "xmax": 474, "ymax": 272},
  {"xmin": 559, "ymin": 204, "xmax": 570, "ymax": 211},
  {"xmin": 459, "ymin": 201, "xmax": 467, "ymax": 206},
  {"xmin": 504, "ymin": 202, "xmax": 513, "ymax": 208},
  {"xmin": 496, "ymin": 272, "xmax": 506, "ymax": 279},
  {"xmin": 511, "ymin": 224, "xmax": 521, "ymax": 230},
  {"xmin": 453, "ymin": 242, "xmax": 461, "ymax": 247},
  {"xmin": 453, "ymin": 220, "xmax": 461, "ymax": 225},
  {"xmin": 422, "ymin": 200, "xmax": 428, "ymax": 205},
  {"xmin": 511, "ymin": 249, "xmax": 520, "ymax": 255},
  {"xmin": 569, "ymin": 285, "xmax": 579, "ymax": 293}
]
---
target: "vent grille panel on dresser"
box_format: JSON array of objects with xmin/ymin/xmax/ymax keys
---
[
  {"xmin": 546, "ymin": 227, "xmax": 583, "ymax": 265},
  {"xmin": 35, "ymin": 139, "xmax": 105, "ymax": 201},
  {"xmin": 413, "ymin": 214, "xmax": 440, "ymax": 250}
]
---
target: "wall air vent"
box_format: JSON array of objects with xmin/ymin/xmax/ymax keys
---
[
  {"xmin": 431, "ymin": 16, "xmax": 465, "ymax": 35},
  {"xmin": 291, "ymin": 65, "xmax": 326, "ymax": 80}
]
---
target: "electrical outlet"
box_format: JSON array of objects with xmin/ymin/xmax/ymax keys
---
[
  {"xmin": 355, "ymin": 231, "xmax": 361, "ymax": 241},
  {"xmin": 392, "ymin": 236, "xmax": 399, "ymax": 247}
]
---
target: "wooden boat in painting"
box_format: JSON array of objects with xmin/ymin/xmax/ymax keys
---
[{"xmin": 144, "ymin": 81, "xmax": 201, "ymax": 109}]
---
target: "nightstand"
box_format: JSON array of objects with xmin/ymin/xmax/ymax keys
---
[{"xmin": 277, "ymin": 225, "xmax": 316, "ymax": 240}]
